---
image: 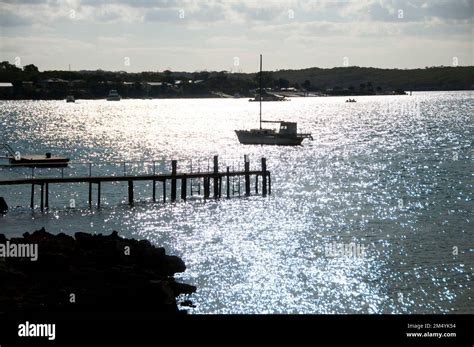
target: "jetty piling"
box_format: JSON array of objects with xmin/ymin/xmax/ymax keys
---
[
  {"xmin": 162, "ymin": 180, "xmax": 166, "ymax": 203},
  {"xmin": 226, "ymin": 167, "xmax": 230, "ymax": 198},
  {"xmin": 244, "ymin": 155, "xmax": 250, "ymax": 196},
  {"xmin": 262, "ymin": 157, "xmax": 267, "ymax": 196},
  {"xmin": 181, "ymin": 174, "xmax": 187, "ymax": 200},
  {"xmin": 45, "ymin": 183, "xmax": 49, "ymax": 209},
  {"xmin": 97, "ymin": 182, "xmax": 101, "ymax": 208},
  {"xmin": 88, "ymin": 183, "xmax": 92, "ymax": 207},
  {"xmin": 171, "ymin": 160, "xmax": 177, "ymax": 202},
  {"xmin": 213, "ymin": 155, "xmax": 219, "ymax": 199},
  {"xmin": 128, "ymin": 180, "xmax": 134, "ymax": 205}
]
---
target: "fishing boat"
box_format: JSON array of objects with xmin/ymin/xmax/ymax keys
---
[
  {"xmin": 107, "ymin": 89, "xmax": 121, "ymax": 101},
  {"xmin": 235, "ymin": 55, "xmax": 312, "ymax": 146},
  {"xmin": 1, "ymin": 144, "xmax": 69, "ymax": 167}
]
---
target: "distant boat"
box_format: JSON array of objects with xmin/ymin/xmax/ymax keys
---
[
  {"xmin": 346, "ymin": 98, "xmax": 356, "ymax": 103},
  {"xmin": 66, "ymin": 65, "xmax": 75, "ymax": 103},
  {"xmin": 249, "ymin": 92, "xmax": 288, "ymax": 102},
  {"xmin": 107, "ymin": 89, "xmax": 121, "ymax": 101},
  {"xmin": 235, "ymin": 55, "xmax": 312, "ymax": 146}
]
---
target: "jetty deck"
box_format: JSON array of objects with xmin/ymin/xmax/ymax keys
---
[{"xmin": 0, "ymin": 155, "xmax": 271, "ymax": 211}]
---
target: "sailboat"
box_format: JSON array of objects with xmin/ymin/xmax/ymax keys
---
[
  {"xmin": 66, "ymin": 64, "xmax": 75, "ymax": 103},
  {"xmin": 235, "ymin": 55, "xmax": 312, "ymax": 146}
]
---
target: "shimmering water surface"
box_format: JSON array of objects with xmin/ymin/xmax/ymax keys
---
[{"xmin": 0, "ymin": 92, "xmax": 472, "ymax": 314}]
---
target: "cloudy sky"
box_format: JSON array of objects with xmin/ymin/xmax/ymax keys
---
[{"xmin": 0, "ymin": 0, "xmax": 472, "ymax": 72}]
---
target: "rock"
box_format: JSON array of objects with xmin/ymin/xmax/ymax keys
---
[
  {"xmin": 169, "ymin": 281, "xmax": 197, "ymax": 295},
  {"xmin": 0, "ymin": 197, "xmax": 8, "ymax": 214},
  {"xmin": 0, "ymin": 228, "xmax": 196, "ymax": 314},
  {"xmin": 180, "ymin": 299, "xmax": 196, "ymax": 308}
]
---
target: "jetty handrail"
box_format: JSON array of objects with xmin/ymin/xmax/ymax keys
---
[
  {"xmin": 0, "ymin": 144, "xmax": 16, "ymax": 157},
  {"xmin": 0, "ymin": 155, "xmax": 263, "ymax": 180}
]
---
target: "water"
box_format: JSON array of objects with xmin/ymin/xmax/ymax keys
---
[{"xmin": 0, "ymin": 92, "xmax": 472, "ymax": 314}]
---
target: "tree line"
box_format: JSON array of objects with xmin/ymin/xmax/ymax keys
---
[{"xmin": 0, "ymin": 61, "xmax": 472, "ymax": 99}]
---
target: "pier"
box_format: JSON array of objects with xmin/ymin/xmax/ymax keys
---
[{"xmin": 0, "ymin": 155, "xmax": 271, "ymax": 211}]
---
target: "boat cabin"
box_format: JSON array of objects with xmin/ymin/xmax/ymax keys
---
[{"xmin": 279, "ymin": 122, "xmax": 297, "ymax": 135}]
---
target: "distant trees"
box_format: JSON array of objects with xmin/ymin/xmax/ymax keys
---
[
  {"xmin": 193, "ymin": 71, "xmax": 210, "ymax": 81},
  {"xmin": 162, "ymin": 70, "xmax": 173, "ymax": 83},
  {"xmin": 0, "ymin": 61, "xmax": 23, "ymax": 82},
  {"xmin": 255, "ymin": 71, "xmax": 274, "ymax": 89},
  {"xmin": 276, "ymin": 78, "xmax": 289, "ymax": 89},
  {"xmin": 0, "ymin": 61, "xmax": 472, "ymax": 99},
  {"xmin": 302, "ymin": 79, "xmax": 311, "ymax": 90},
  {"xmin": 23, "ymin": 64, "xmax": 39, "ymax": 74},
  {"xmin": 0, "ymin": 61, "xmax": 21, "ymax": 71}
]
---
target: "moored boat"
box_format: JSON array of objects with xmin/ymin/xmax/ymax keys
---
[
  {"xmin": 235, "ymin": 55, "xmax": 312, "ymax": 146},
  {"xmin": 107, "ymin": 89, "xmax": 121, "ymax": 101}
]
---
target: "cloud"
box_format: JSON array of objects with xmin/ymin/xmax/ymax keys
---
[
  {"xmin": 0, "ymin": 0, "xmax": 472, "ymax": 71},
  {"xmin": 422, "ymin": 0, "xmax": 473, "ymax": 20},
  {"xmin": 2, "ymin": 0, "xmax": 473, "ymax": 26},
  {"xmin": 0, "ymin": 10, "xmax": 30, "ymax": 27},
  {"xmin": 143, "ymin": 8, "xmax": 184, "ymax": 22},
  {"xmin": 343, "ymin": 0, "xmax": 474, "ymax": 23}
]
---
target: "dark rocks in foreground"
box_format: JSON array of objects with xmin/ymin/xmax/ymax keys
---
[
  {"xmin": 0, "ymin": 228, "xmax": 196, "ymax": 314},
  {"xmin": 0, "ymin": 197, "xmax": 7, "ymax": 214}
]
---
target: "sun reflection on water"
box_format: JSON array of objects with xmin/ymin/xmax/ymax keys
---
[{"xmin": 0, "ymin": 92, "xmax": 472, "ymax": 313}]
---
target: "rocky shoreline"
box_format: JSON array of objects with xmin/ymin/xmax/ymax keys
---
[{"xmin": 0, "ymin": 228, "xmax": 196, "ymax": 315}]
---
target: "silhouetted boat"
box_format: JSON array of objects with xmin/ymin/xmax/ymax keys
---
[
  {"xmin": 346, "ymin": 98, "xmax": 356, "ymax": 103},
  {"xmin": 235, "ymin": 55, "xmax": 312, "ymax": 146},
  {"xmin": 66, "ymin": 65, "xmax": 75, "ymax": 103},
  {"xmin": 107, "ymin": 89, "xmax": 121, "ymax": 101}
]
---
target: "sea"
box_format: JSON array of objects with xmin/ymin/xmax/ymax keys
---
[{"xmin": 0, "ymin": 91, "xmax": 472, "ymax": 314}]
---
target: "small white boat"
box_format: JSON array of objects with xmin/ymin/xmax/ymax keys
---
[{"xmin": 107, "ymin": 89, "xmax": 121, "ymax": 101}]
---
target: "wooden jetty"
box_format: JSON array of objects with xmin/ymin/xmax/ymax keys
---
[{"xmin": 0, "ymin": 156, "xmax": 271, "ymax": 211}]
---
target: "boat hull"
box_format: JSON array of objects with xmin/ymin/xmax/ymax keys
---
[
  {"xmin": 235, "ymin": 130, "xmax": 304, "ymax": 146},
  {"xmin": 8, "ymin": 156, "xmax": 70, "ymax": 168}
]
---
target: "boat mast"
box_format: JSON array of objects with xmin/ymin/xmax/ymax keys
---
[
  {"xmin": 259, "ymin": 54, "xmax": 262, "ymax": 130},
  {"xmin": 68, "ymin": 64, "xmax": 71, "ymax": 91}
]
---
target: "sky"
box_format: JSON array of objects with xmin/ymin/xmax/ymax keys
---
[{"xmin": 0, "ymin": 0, "xmax": 472, "ymax": 72}]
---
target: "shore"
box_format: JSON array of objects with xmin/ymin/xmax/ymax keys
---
[{"xmin": 0, "ymin": 228, "xmax": 196, "ymax": 315}]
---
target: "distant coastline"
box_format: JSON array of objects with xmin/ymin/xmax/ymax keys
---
[{"xmin": 0, "ymin": 62, "xmax": 472, "ymax": 100}]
